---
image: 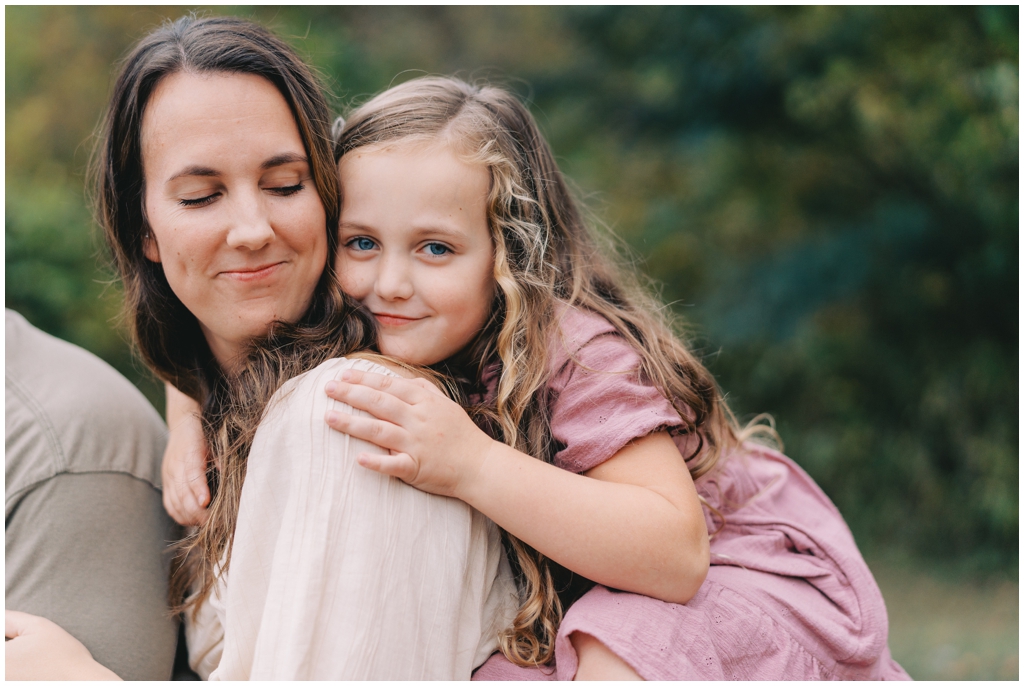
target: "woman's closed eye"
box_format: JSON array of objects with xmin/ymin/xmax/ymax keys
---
[
  {"xmin": 266, "ymin": 182, "xmax": 306, "ymax": 196},
  {"xmin": 179, "ymin": 192, "xmax": 221, "ymax": 208}
]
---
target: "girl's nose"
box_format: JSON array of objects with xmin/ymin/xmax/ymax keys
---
[
  {"xmin": 374, "ymin": 255, "xmax": 414, "ymax": 301},
  {"xmin": 225, "ymin": 196, "xmax": 275, "ymax": 251}
]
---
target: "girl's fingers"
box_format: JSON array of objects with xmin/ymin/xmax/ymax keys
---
[
  {"xmin": 189, "ymin": 480, "xmax": 210, "ymax": 509},
  {"xmin": 356, "ymin": 451, "xmax": 418, "ymax": 483},
  {"xmin": 165, "ymin": 466, "xmax": 209, "ymax": 526},
  {"xmin": 168, "ymin": 483, "xmax": 190, "ymax": 525},
  {"xmin": 325, "ymin": 409, "xmax": 406, "ymax": 453},
  {"xmin": 411, "ymin": 377, "xmax": 446, "ymax": 397},
  {"xmin": 327, "ymin": 368, "xmax": 427, "ymax": 405},
  {"xmin": 180, "ymin": 486, "xmax": 203, "ymax": 525},
  {"xmin": 167, "ymin": 488, "xmax": 190, "ymax": 526},
  {"xmin": 162, "ymin": 489, "xmax": 178, "ymax": 523},
  {"xmin": 324, "ymin": 379, "xmax": 411, "ymax": 423},
  {"xmin": 186, "ymin": 460, "xmax": 211, "ymax": 508}
]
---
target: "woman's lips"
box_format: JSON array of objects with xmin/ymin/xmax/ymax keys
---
[
  {"xmin": 220, "ymin": 262, "xmax": 285, "ymax": 282},
  {"xmin": 372, "ymin": 313, "xmax": 423, "ymax": 327}
]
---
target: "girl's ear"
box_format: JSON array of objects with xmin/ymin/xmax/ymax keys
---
[
  {"xmin": 331, "ymin": 116, "xmax": 346, "ymax": 144},
  {"xmin": 143, "ymin": 231, "xmax": 161, "ymax": 263}
]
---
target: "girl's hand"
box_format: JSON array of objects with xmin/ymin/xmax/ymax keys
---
[
  {"xmin": 5, "ymin": 610, "xmax": 121, "ymax": 680},
  {"xmin": 162, "ymin": 384, "xmax": 210, "ymax": 526},
  {"xmin": 162, "ymin": 414, "xmax": 210, "ymax": 525},
  {"xmin": 324, "ymin": 369, "xmax": 494, "ymax": 499}
]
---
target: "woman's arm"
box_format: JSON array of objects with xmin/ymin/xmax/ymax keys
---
[
  {"xmin": 162, "ymin": 383, "xmax": 211, "ymax": 525},
  {"xmin": 200, "ymin": 357, "xmax": 515, "ymax": 680},
  {"xmin": 324, "ymin": 370, "xmax": 710, "ymax": 605}
]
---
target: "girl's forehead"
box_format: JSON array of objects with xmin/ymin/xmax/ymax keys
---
[
  {"xmin": 338, "ymin": 142, "xmax": 491, "ymax": 236},
  {"xmin": 340, "ymin": 134, "xmax": 482, "ymax": 168}
]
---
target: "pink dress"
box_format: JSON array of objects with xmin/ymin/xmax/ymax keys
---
[{"xmin": 472, "ymin": 307, "xmax": 909, "ymax": 680}]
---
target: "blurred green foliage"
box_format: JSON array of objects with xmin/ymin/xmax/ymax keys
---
[{"xmin": 5, "ymin": 6, "xmax": 1017, "ymax": 565}]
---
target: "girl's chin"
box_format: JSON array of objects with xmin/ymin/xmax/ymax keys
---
[{"xmin": 378, "ymin": 342, "xmax": 442, "ymax": 367}]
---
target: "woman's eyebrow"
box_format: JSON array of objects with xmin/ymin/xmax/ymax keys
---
[
  {"xmin": 168, "ymin": 165, "xmax": 218, "ymax": 182},
  {"xmin": 166, "ymin": 153, "xmax": 308, "ymax": 183},
  {"xmin": 261, "ymin": 152, "xmax": 309, "ymax": 170}
]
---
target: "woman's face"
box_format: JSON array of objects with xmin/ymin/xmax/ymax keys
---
[{"xmin": 141, "ymin": 71, "xmax": 327, "ymax": 372}]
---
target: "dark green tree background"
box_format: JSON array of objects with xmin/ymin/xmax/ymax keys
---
[{"xmin": 6, "ymin": 6, "xmax": 1017, "ymax": 565}]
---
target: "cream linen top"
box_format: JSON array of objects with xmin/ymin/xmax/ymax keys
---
[{"xmin": 185, "ymin": 357, "xmax": 517, "ymax": 680}]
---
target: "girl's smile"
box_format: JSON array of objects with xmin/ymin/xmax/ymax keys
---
[
  {"xmin": 336, "ymin": 142, "xmax": 495, "ymax": 367},
  {"xmin": 372, "ymin": 312, "xmax": 424, "ymax": 326}
]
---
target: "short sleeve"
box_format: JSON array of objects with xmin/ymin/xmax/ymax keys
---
[{"xmin": 548, "ymin": 331, "xmax": 684, "ymax": 474}]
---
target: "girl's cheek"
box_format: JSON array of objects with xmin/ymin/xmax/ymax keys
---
[
  {"xmin": 335, "ymin": 259, "xmax": 363, "ymax": 296},
  {"xmin": 333, "ymin": 252, "xmax": 346, "ymax": 279}
]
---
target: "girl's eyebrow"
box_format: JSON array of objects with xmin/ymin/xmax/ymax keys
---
[
  {"xmin": 413, "ymin": 225, "xmax": 466, "ymax": 240},
  {"xmin": 337, "ymin": 222, "xmax": 467, "ymax": 241},
  {"xmin": 338, "ymin": 221, "xmax": 375, "ymax": 232}
]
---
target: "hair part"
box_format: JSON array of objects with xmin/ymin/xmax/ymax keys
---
[{"xmin": 335, "ymin": 76, "xmax": 749, "ymax": 665}]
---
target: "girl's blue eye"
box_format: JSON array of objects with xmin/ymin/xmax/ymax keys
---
[
  {"xmin": 352, "ymin": 237, "xmax": 377, "ymax": 251},
  {"xmin": 425, "ymin": 243, "xmax": 450, "ymax": 256}
]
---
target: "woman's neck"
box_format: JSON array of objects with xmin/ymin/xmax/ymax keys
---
[{"xmin": 200, "ymin": 324, "xmax": 247, "ymax": 377}]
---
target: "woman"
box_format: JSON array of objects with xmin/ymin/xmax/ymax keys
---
[{"xmin": 6, "ymin": 15, "xmax": 514, "ymax": 680}]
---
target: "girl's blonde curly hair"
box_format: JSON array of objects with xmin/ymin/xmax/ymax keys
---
[{"xmin": 335, "ymin": 76, "xmax": 765, "ymax": 666}]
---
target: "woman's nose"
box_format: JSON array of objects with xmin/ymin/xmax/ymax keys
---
[
  {"xmin": 374, "ymin": 255, "xmax": 414, "ymax": 301},
  {"xmin": 225, "ymin": 196, "xmax": 275, "ymax": 251}
]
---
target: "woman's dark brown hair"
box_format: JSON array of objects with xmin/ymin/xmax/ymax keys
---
[
  {"xmin": 93, "ymin": 14, "xmax": 377, "ymax": 612},
  {"xmin": 95, "ymin": 14, "xmax": 348, "ymax": 399}
]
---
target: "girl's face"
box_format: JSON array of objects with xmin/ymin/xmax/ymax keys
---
[
  {"xmin": 141, "ymin": 71, "xmax": 327, "ymax": 372},
  {"xmin": 337, "ymin": 143, "xmax": 495, "ymax": 366}
]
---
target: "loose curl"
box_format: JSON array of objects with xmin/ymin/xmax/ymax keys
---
[{"xmin": 335, "ymin": 76, "xmax": 772, "ymax": 665}]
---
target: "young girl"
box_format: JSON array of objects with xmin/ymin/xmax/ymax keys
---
[{"xmin": 165, "ymin": 77, "xmax": 908, "ymax": 680}]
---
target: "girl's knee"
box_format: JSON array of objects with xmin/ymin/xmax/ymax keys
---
[{"xmin": 569, "ymin": 631, "xmax": 643, "ymax": 681}]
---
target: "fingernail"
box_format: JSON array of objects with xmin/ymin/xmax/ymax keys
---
[
  {"xmin": 326, "ymin": 410, "xmax": 338, "ymax": 424},
  {"xmin": 325, "ymin": 381, "xmax": 337, "ymax": 394},
  {"xmin": 341, "ymin": 370, "xmax": 352, "ymax": 381}
]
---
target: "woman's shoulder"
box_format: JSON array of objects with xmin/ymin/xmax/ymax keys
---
[
  {"xmin": 303, "ymin": 354, "xmax": 397, "ymax": 379},
  {"xmin": 271, "ymin": 355, "xmax": 397, "ymax": 403}
]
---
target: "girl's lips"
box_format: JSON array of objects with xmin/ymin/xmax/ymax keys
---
[
  {"xmin": 373, "ymin": 313, "xmax": 423, "ymax": 327},
  {"xmin": 220, "ymin": 262, "xmax": 285, "ymax": 282}
]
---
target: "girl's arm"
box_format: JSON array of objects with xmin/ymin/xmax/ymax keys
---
[
  {"xmin": 162, "ymin": 383, "xmax": 210, "ymax": 525},
  {"xmin": 324, "ymin": 370, "xmax": 710, "ymax": 605}
]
